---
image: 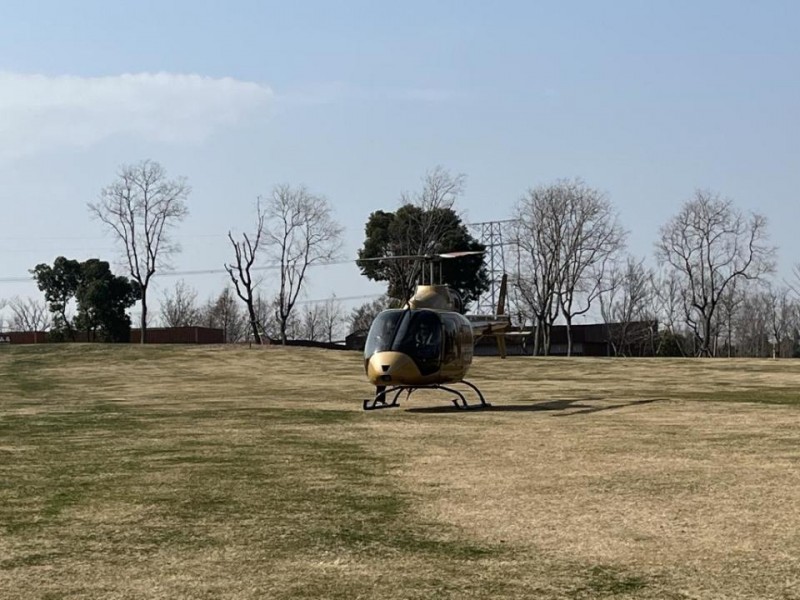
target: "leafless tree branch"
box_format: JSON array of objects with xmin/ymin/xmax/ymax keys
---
[
  {"xmin": 7, "ymin": 296, "xmax": 51, "ymax": 331},
  {"xmin": 88, "ymin": 160, "xmax": 189, "ymax": 343},
  {"xmin": 159, "ymin": 280, "xmax": 200, "ymax": 327},
  {"xmin": 656, "ymin": 189, "xmax": 775, "ymax": 356},
  {"xmin": 265, "ymin": 185, "xmax": 343, "ymax": 343},
  {"xmin": 225, "ymin": 199, "xmax": 268, "ymax": 343}
]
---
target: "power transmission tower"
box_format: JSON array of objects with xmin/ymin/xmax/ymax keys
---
[{"xmin": 469, "ymin": 219, "xmax": 516, "ymax": 314}]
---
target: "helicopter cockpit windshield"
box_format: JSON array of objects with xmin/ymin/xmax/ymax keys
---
[
  {"xmin": 364, "ymin": 310, "xmax": 404, "ymax": 356},
  {"xmin": 365, "ymin": 309, "xmax": 443, "ymax": 375}
]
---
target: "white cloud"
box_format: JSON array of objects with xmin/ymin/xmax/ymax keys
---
[{"xmin": 0, "ymin": 72, "xmax": 273, "ymax": 159}]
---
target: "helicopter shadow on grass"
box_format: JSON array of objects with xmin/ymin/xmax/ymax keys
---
[{"xmin": 404, "ymin": 397, "xmax": 665, "ymax": 416}]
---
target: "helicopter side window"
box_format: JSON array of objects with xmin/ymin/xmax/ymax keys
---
[
  {"xmin": 460, "ymin": 322, "xmax": 474, "ymax": 362},
  {"xmin": 442, "ymin": 316, "xmax": 459, "ymax": 363},
  {"xmin": 364, "ymin": 310, "xmax": 404, "ymax": 357}
]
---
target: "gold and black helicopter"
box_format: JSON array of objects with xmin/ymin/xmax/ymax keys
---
[{"xmin": 359, "ymin": 251, "xmax": 511, "ymax": 411}]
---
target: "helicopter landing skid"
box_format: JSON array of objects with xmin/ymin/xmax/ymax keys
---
[
  {"xmin": 362, "ymin": 386, "xmax": 404, "ymax": 411},
  {"xmin": 362, "ymin": 380, "xmax": 490, "ymax": 411},
  {"xmin": 441, "ymin": 380, "xmax": 490, "ymax": 410}
]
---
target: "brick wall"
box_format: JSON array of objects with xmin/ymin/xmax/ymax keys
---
[
  {"xmin": 130, "ymin": 327, "xmax": 224, "ymax": 344},
  {"xmin": 0, "ymin": 331, "xmax": 49, "ymax": 344},
  {"xmin": 0, "ymin": 327, "xmax": 224, "ymax": 344}
]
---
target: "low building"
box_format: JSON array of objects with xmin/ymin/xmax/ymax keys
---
[
  {"xmin": 476, "ymin": 321, "xmax": 658, "ymax": 356},
  {"xmin": 345, "ymin": 329, "xmax": 369, "ymax": 351}
]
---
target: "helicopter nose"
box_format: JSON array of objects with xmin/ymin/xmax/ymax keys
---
[{"xmin": 367, "ymin": 352, "xmax": 423, "ymax": 386}]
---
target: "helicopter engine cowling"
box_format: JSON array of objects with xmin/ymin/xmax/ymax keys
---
[{"xmin": 408, "ymin": 285, "xmax": 459, "ymax": 311}]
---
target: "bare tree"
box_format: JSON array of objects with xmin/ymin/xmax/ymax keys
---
[
  {"xmin": 225, "ymin": 200, "xmax": 268, "ymax": 344},
  {"xmin": 320, "ymin": 295, "xmax": 344, "ymax": 342},
  {"xmin": 358, "ymin": 167, "xmax": 474, "ymax": 304},
  {"xmin": 650, "ymin": 270, "xmax": 690, "ymax": 356},
  {"xmin": 556, "ymin": 181, "xmax": 626, "ymax": 355},
  {"xmin": 401, "ymin": 166, "xmax": 465, "ymax": 213},
  {"xmin": 599, "ymin": 257, "xmax": 654, "ymax": 356},
  {"xmin": 250, "ymin": 293, "xmax": 301, "ymax": 341},
  {"xmin": 734, "ymin": 289, "xmax": 772, "ymax": 357},
  {"xmin": 791, "ymin": 263, "xmax": 800, "ymax": 297},
  {"xmin": 89, "ymin": 160, "xmax": 190, "ymax": 343},
  {"xmin": 764, "ymin": 285, "xmax": 797, "ymax": 358},
  {"xmin": 393, "ymin": 167, "xmax": 467, "ymax": 299},
  {"xmin": 512, "ymin": 186, "xmax": 566, "ymax": 355},
  {"xmin": 284, "ymin": 310, "xmax": 302, "ymax": 340},
  {"xmin": 656, "ymin": 190, "xmax": 775, "ymax": 356},
  {"xmin": 295, "ymin": 296, "xmax": 345, "ymax": 342},
  {"xmin": 513, "ymin": 179, "xmax": 625, "ymax": 356},
  {"xmin": 265, "ymin": 184, "xmax": 343, "ymax": 344},
  {"xmin": 348, "ymin": 296, "xmax": 391, "ymax": 334},
  {"xmin": 714, "ymin": 279, "xmax": 746, "ymax": 357},
  {"xmin": 253, "ymin": 293, "xmax": 277, "ymax": 340},
  {"xmin": 160, "ymin": 280, "xmax": 200, "ymax": 327},
  {"xmin": 300, "ymin": 303, "xmax": 325, "ymax": 341},
  {"xmin": 199, "ymin": 287, "xmax": 248, "ymax": 343},
  {"xmin": 7, "ymin": 296, "xmax": 51, "ymax": 331}
]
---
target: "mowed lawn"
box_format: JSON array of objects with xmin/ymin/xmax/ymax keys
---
[{"xmin": 1, "ymin": 345, "xmax": 799, "ymax": 599}]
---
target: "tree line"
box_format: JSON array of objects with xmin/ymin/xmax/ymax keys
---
[
  {"xmin": 354, "ymin": 173, "xmax": 798, "ymax": 358},
  {"xmin": 2, "ymin": 160, "xmax": 346, "ymax": 344},
  {"xmin": 509, "ymin": 180, "xmax": 795, "ymax": 358},
  {"xmin": 158, "ymin": 281, "xmax": 346, "ymax": 344},
  {"xmin": 1, "ymin": 161, "xmax": 487, "ymax": 345},
  {"xmin": 2, "ymin": 160, "xmax": 798, "ymax": 357}
]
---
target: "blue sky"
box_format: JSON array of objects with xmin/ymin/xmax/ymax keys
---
[{"xmin": 0, "ymin": 1, "xmax": 798, "ymax": 320}]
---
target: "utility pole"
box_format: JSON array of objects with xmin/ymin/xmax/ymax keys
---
[{"xmin": 468, "ymin": 219, "xmax": 516, "ymax": 315}]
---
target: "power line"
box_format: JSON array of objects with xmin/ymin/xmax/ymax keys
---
[
  {"xmin": 0, "ymin": 258, "xmax": 358, "ymax": 284},
  {"xmin": 294, "ymin": 293, "xmax": 383, "ymax": 306},
  {"xmin": 0, "ymin": 233, "xmax": 227, "ymax": 242},
  {"xmin": 3, "ymin": 221, "xmax": 516, "ymax": 285},
  {"xmin": 154, "ymin": 259, "xmax": 355, "ymax": 278}
]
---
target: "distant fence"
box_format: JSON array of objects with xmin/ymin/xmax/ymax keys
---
[
  {"xmin": 0, "ymin": 328, "xmax": 359, "ymax": 348},
  {"xmin": 131, "ymin": 327, "xmax": 224, "ymax": 344},
  {"xmin": 0, "ymin": 331, "xmax": 49, "ymax": 344},
  {"xmin": 0, "ymin": 327, "xmax": 224, "ymax": 345}
]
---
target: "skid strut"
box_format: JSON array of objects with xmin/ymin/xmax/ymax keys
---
[
  {"xmin": 363, "ymin": 380, "xmax": 490, "ymax": 411},
  {"xmin": 362, "ymin": 385, "xmax": 404, "ymax": 411}
]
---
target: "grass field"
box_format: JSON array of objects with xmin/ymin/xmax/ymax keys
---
[{"xmin": 1, "ymin": 344, "xmax": 799, "ymax": 599}]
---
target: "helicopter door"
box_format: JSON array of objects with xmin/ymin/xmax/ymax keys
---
[{"xmin": 392, "ymin": 310, "xmax": 443, "ymax": 376}]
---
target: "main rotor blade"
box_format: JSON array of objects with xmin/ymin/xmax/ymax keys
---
[
  {"xmin": 355, "ymin": 254, "xmax": 431, "ymax": 262},
  {"xmin": 436, "ymin": 250, "xmax": 485, "ymax": 259},
  {"xmin": 356, "ymin": 250, "xmax": 484, "ymax": 262}
]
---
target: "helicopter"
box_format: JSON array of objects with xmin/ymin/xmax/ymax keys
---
[{"xmin": 359, "ymin": 251, "xmax": 511, "ymax": 411}]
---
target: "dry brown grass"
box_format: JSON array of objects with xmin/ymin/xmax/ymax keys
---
[{"xmin": 1, "ymin": 345, "xmax": 799, "ymax": 599}]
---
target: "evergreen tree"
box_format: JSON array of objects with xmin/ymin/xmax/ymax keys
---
[
  {"xmin": 357, "ymin": 205, "xmax": 488, "ymax": 309},
  {"xmin": 32, "ymin": 257, "xmax": 139, "ymax": 342}
]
